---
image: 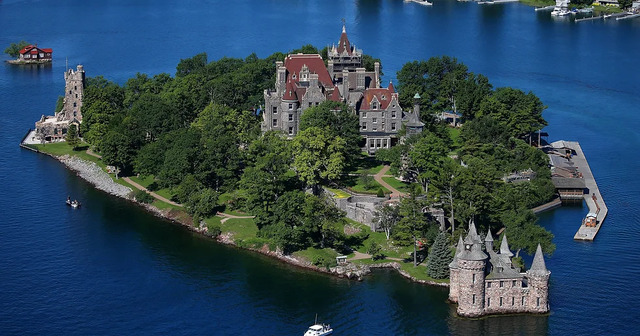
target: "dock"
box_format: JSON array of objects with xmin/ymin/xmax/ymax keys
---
[
  {"xmin": 566, "ymin": 141, "xmax": 608, "ymax": 241},
  {"xmin": 535, "ymin": 5, "xmax": 555, "ymax": 11},
  {"xmin": 575, "ymin": 16, "xmax": 603, "ymax": 22}
]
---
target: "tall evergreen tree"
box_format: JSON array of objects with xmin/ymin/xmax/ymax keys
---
[
  {"xmin": 427, "ymin": 233, "xmax": 453, "ymax": 279},
  {"xmin": 66, "ymin": 124, "xmax": 80, "ymax": 149}
]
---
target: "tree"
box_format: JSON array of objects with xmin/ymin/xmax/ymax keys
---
[
  {"xmin": 618, "ymin": 0, "xmax": 632, "ymax": 9},
  {"xmin": 292, "ymin": 127, "xmax": 347, "ymax": 194},
  {"xmin": 299, "ymin": 101, "xmax": 361, "ymax": 169},
  {"xmin": 4, "ymin": 41, "xmax": 30, "ymax": 58},
  {"xmin": 433, "ymin": 158, "xmax": 462, "ymax": 234},
  {"xmin": 101, "ymin": 131, "xmax": 137, "ymax": 176},
  {"xmin": 407, "ymin": 132, "xmax": 448, "ymax": 195},
  {"xmin": 176, "ymin": 52, "xmax": 207, "ymax": 77},
  {"xmin": 396, "ymin": 196, "xmax": 435, "ymax": 266},
  {"xmin": 477, "ymin": 87, "xmax": 547, "ymax": 138},
  {"xmin": 427, "ymin": 233, "xmax": 453, "ymax": 279},
  {"xmin": 374, "ymin": 204, "xmax": 400, "ymax": 240},
  {"xmin": 65, "ymin": 124, "xmax": 80, "ymax": 149}
]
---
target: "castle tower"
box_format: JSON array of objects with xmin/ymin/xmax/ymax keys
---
[
  {"xmin": 413, "ymin": 93, "xmax": 421, "ymax": 120},
  {"xmin": 456, "ymin": 222, "xmax": 488, "ymax": 317},
  {"xmin": 59, "ymin": 64, "xmax": 85, "ymax": 122},
  {"xmin": 448, "ymin": 236, "xmax": 465, "ymax": 303},
  {"xmin": 526, "ymin": 244, "xmax": 551, "ymax": 314},
  {"xmin": 485, "ymin": 230, "xmax": 494, "ymax": 252}
]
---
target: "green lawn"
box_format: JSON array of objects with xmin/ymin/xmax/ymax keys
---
[
  {"xmin": 293, "ymin": 247, "xmax": 339, "ymax": 266},
  {"xmin": 448, "ymin": 127, "xmax": 461, "ymax": 149},
  {"xmin": 381, "ymin": 177, "xmax": 412, "ymax": 193},
  {"xmin": 325, "ymin": 187, "xmax": 350, "ymax": 199},
  {"xmin": 129, "ymin": 175, "xmax": 154, "ymax": 188},
  {"xmin": 220, "ymin": 217, "xmax": 259, "ymax": 241},
  {"xmin": 519, "ymin": 0, "xmax": 554, "ymax": 7}
]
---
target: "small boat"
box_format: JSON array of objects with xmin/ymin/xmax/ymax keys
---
[
  {"xmin": 303, "ymin": 315, "xmax": 333, "ymax": 336},
  {"xmin": 405, "ymin": 0, "xmax": 433, "ymax": 6},
  {"xmin": 66, "ymin": 197, "xmax": 81, "ymax": 208},
  {"xmin": 577, "ymin": 7, "xmax": 594, "ymax": 13}
]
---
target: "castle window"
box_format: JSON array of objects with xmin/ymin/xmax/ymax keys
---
[
  {"xmin": 537, "ymin": 297, "xmax": 540, "ymax": 307},
  {"xmin": 372, "ymin": 118, "xmax": 377, "ymax": 123},
  {"xmin": 487, "ymin": 298, "xmax": 491, "ymax": 307},
  {"xmin": 391, "ymin": 123, "xmax": 396, "ymax": 131},
  {"xmin": 362, "ymin": 112, "xmax": 367, "ymax": 118},
  {"xmin": 472, "ymin": 274, "xmax": 476, "ymax": 284},
  {"xmin": 309, "ymin": 102, "xmax": 312, "ymax": 107},
  {"xmin": 392, "ymin": 112, "xmax": 396, "ymax": 118},
  {"xmin": 487, "ymin": 282, "xmax": 491, "ymax": 288},
  {"xmin": 272, "ymin": 119, "xmax": 277, "ymax": 127},
  {"xmin": 472, "ymin": 294, "xmax": 476, "ymax": 304},
  {"xmin": 522, "ymin": 297, "xmax": 526, "ymax": 306},
  {"xmin": 500, "ymin": 281, "xmax": 504, "ymax": 288},
  {"xmin": 372, "ymin": 126, "xmax": 377, "ymax": 131},
  {"xmin": 381, "ymin": 95, "xmax": 386, "ymax": 100},
  {"xmin": 288, "ymin": 127, "xmax": 294, "ymax": 135},
  {"xmin": 512, "ymin": 280, "xmax": 517, "ymax": 287},
  {"xmin": 361, "ymin": 123, "xmax": 367, "ymax": 131},
  {"xmin": 288, "ymin": 103, "xmax": 293, "ymax": 110},
  {"xmin": 382, "ymin": 112, "xmax": 385, "ymax": 118},
  {"xmin": 74, "ymin": 86, "xmax": 77, "ymax": 91},
  {"xmin": 315, "ymin": 102, "xmax": 319, "ymax": 106},
  {"xmin": 73, "ymin": 102, "xmax": 77, "ymax": 107},
  {"xmin": 273, "ymin": 106, "xmax": 277, "ymax": 114},
  {"xmin": 288, "ymin": 114, "xmax": 293, "ymax": 122},
  {"xmin": 372, "ymin": 102, "xmax": 378, "ymax": 110},
  {"xmin": 75, "ymin": 94, "xmax": 78, "ymax": 98},
  {"xmin": 383, "ymin": 139, "xmax": 388, "ymax": 147},
  {"xmin": 499, "ymin": 297, "xmax": 503, "ymax": 306},
  {"xmin": 512, "ymin": 297, "xmax": 515, "ymax": 306},
  {"xmin": 370, "ymin": 139, "xmax": 375, "ymax": 148}
]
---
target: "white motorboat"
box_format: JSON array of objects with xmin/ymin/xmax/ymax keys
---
[
  {"xmin": 303, "ymin": 324, "xmax": 333, "ymax": 336},
  {"xmin": 550, "ymin": 0, "xmax": 571, "ymax": 16}
]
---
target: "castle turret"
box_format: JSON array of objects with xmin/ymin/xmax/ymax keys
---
[
  {"xmin": 500, "ymin": 234, "xmax": 514, "ymax": 258},
  {"xmin": 413, "ymin": 92, "xmax": 421, "ymax": 120},
  {"xmin": 526, "ymin": 244, "xmax": 550, "ymax": 313},
  {"xmin": 456, "ymin": 222, "xmax": 488, "ymax": 317},
  {"xmin": 448, "ymin": 236, "xmax": 465, "ymax": 303},
  {"xmin": 485, "ymin": 230, "xmax": 494, "ymax": 252}
]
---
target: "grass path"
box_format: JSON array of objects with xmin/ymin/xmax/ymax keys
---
[{"xmin": 122, "ymin": 176, "xmax": 183, "ymax": 207}]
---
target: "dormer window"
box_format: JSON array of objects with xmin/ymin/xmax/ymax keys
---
[
  {"xmin": 372, "ymin": 102, "xmax": 378, "ymax": 110},
  {"xmin": 465, "ymin": 244, "xmax": 471, "ymax": 251},
  {"xmin": 381, "ymin": 95, "xmax": 386, "ymax": 100}
]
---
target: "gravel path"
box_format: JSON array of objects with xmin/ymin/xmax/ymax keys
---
[{"xmin": 59, "ymin": 155, "xmax": 132, "ymax": 198}]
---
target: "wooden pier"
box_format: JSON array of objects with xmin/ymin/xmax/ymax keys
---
[{"xmin": 565, "ymin": 141, "xmax": 608, "ymax": 241}]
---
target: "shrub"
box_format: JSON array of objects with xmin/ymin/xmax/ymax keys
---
[
  {"xmin": 207, "ymin": 222, "xmax": 221, "ymax": 237},
  {"xmin": 376, "ymin": 188, "xmax": 385, "ymax": 197},
  {"xmin": 312, "ymin": 256, "xmax": 336, "ymax": 269},
  {"xmin": 135, "ymin": 190, "xmax": 154, "ymax": 204},
  {"xmin": 368, "ymin": 241, "xmax": 386, "ymax": 260}
]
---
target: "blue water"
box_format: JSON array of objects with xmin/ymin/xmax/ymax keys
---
[{"xmin": 1, "ymin": 0, "xmax": 639, "ymax": 335}]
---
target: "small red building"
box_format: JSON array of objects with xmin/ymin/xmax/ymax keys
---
[{"xmin": 18, "ymin": 45, "xmax": 52, "ymax": 62}]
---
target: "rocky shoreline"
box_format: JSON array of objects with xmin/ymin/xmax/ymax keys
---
[{"xmin": 50, "ymin": 153, "xmax": 449, "ymax": 288}]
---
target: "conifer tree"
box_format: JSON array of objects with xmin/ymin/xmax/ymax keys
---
[
  {"xmin": 427, "ymin": 233, "xmax": 453, "ymax": 279},
  {"xmin": 66, "ymin": 124, "xmax": 80, "ymax": 149}
]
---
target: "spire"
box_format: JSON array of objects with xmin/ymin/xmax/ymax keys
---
[
  {"xmin": 485, "ymin": 229, "xmax": 494, "ymax": 252},
  {"xmin": 485, "ymin": 230, "xmax": 494, "ymax": 242},
  {"xmin": 388, "ymin": 80, "xmax": 395, "ymax": 93},
  {"xmin": 342, "ymin": 23, "xmax": 346, "ymax": 33},
  {"xmin": 500, "ymin": 234, "xmax": 514, "ymax": 257},
  {"xmin": 449, "ymin": 236, "xmax": 465, "ymax": 268},
  {"xmin": 528, "ymin": 244, "xmax": 549, "ymax": 276},
  {"xmin": 468, "ymin": 220, "xmax": 480, "ymax": 242}
]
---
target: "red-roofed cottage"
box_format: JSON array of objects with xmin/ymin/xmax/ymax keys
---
[{"xmin": 17, "ymin": 45, "xmax": 52, "ymax": 62}]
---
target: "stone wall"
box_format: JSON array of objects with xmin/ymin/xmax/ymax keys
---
[
  {"xmin": 484, "ymin": 277, "xmax": 531, "ymax": 315},
  {"xmin": 326, "ymin": 190, "xmax": 387, "ymax": 231}
]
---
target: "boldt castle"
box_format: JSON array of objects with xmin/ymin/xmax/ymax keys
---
[
  {"xmin": 449, "ymin": 222, "xmax": 550, "ymax": 317},
  {"xmin": 262, "ymin": 25, "xmax": 423, "ymax": 154}
]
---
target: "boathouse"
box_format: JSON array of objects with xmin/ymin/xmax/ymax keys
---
[{"xmin": 17, "ymin": 45, "xmax": 52, "ymax": 62}]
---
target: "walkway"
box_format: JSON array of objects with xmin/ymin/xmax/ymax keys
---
[
  {"xmin": 122, "ymin": 177, "xmax": 183, "ymax": 207},
  {"xmin": 216, "ymin": 211, "xmax": 255, "ymax": 223},
  {"xmin": 85, "ymin": 148, "xmax": 102, "ymax": 159},
  {"xmin": 347, "ymin": 250, "xmax": 403, "ymax": 262},
  {"xmin": 374, "ymin": 165, "xmax": 406, "ymax": 198},
  {"xmin": 567, "ymin": 141, "xmax": 608, "ymax": 241}
]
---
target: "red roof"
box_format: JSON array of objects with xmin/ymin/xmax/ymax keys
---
[
  {"xmin": 329, "ymin": 88, "xmax": 341, "ymax": 102},
  {"xmin": 361, "ymin": 88, "xmax": 397, "ymax": 110},
  {"xmin": 387, "ymin": 81, "xmax": 395, "ymax": 93},
  {"xmin": 19, "ymin": 44, "xmax": 52, "ymax": 55},
  {"xmin": 284, "ymin": 54, "xmax": 334, "ymax": 88},
  {"xmin": 337, "ymin": 26, "xmax": 352, "ymax": 55}
]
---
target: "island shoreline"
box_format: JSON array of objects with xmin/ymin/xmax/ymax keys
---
[{"xmin": 22, "ymin": 145, "xmax": 450, "ymax": 288}]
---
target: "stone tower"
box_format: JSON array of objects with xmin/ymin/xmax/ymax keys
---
[
  {"xmin": 58, "ymin": 64, "xmax": 85, "ymax": 122},
  {"xmin": 456, "ymin": 222, "xmax": 488, "ymax": 317},
  {"xmin": 526, "ymin": 244, "xmax": 551, "ymax": 313},
  {"xmin": 448, "ymin": 236, "xmax": 465, "ymax": 303}
]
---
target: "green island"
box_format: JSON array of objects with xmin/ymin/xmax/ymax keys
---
[{"xmin": 30, "ymin": 45, "xmax": 557, "ymax": 283}]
